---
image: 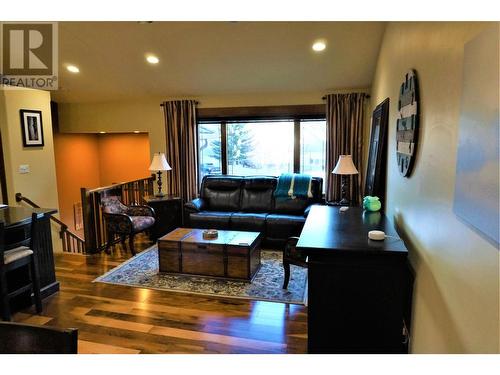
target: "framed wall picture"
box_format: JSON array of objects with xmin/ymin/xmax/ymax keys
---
[
  {"xmin": 20, "ymin": 109, "xmax": 44, "ymax": 147},
  {"xmin": 364, "ymin": 98, "xmax": 389, "ymax": 207}
]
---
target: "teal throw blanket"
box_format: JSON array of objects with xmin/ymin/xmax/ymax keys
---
[
  {"xmin": 274, "ymin": 173, "xmax": 312, "ymax": 200},
  {"xmin": 293, "ymin": 174, "xmax": 312, "ymax": 198},
  {"xmin": 274, "ymin": 173, "xmax": 294, "ymax": 198}
]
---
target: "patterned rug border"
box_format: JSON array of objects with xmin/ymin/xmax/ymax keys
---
[
  {"xmin": 93, "ymin": 245, "xmax": 308, "ymax": 306},
  {"xmin": 93, "ymin": 244, "xmax": 158, "ymax": 282}
]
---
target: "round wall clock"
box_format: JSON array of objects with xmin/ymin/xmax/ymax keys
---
[{"xmin": 396, "ymin": 69, "xmax": 419, "ymax": 177}]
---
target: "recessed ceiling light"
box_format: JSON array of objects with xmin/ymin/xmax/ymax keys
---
[
  {"xmin": 312, "ymin": 40, "xmax": 327, "ymax": 52},
  {"xmin": 133, "ymin": 131, "xmax": 140, "ymax": 133},
  {"xmin": 99, "ymin": 131, "xmax": 106, "ymax": 134},
  {"xmin": 146, "ymin": 55, "xmax": 159, "ymax": 64},
  {"xmin": 66, "ymin": 65, "xmax": 80, "ymax": 73}
]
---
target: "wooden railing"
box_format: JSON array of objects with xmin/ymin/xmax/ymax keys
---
[
  {"xmin": 15, "ymin": 193, "xmax": 86, "ymax": 254},
  {"xmin": 80, "ymin": 175, "xmax": 155, "ymax": 254}
]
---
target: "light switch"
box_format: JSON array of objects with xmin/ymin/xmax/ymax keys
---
[{"xmin": 19, "ymin": 164, "xmax": 30, "ymax": 174}]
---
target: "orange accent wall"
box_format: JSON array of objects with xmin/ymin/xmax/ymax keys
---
[
  {"xmin": 53, "ymin": 133, "xmax": 101, "ymax": 232},
  {"xmin": 97, "ymin": 133, "xmax": 151, "ymax": 186},
  {"xmin": 53, "ymin": 133, "xmax": 150, "ymax": 232}
]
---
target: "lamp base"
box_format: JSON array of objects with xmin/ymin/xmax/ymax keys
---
[
  {"xmin": 340, "ymin": 175, "xmax": 350, "ymax": 206},
  {"xmin": 155, "ymin": 170, "xmax": 165, "ymax": 198}
]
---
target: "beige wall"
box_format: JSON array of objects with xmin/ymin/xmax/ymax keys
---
[
  {"xmin": 57, "ymin": 89, "xmax": 370, "ymax": 156},
  {"xmin": 0, "ymin": 87, "xmax": 61, "ymax": 252},
  {"xmin": 370, "ymin": 22, "xmax": 499, "ymax": 353}
]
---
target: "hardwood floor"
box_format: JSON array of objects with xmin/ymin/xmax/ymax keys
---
[{"xmin": 12, "ymin": 236, "xmax": 308, "ymax": 354}]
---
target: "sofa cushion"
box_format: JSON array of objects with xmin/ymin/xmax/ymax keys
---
[
  {"xmin": 266, "ymin": 214, "xmax": 306, "ymax": 242},
  {"xmin": 240, "ymin": 177, "xmax": 277, "ymax": 212},
  {"xmin": 273, "ymin": 197, "xmax": 311, "ymax": 215},
  {"xmin": 230, "ymin": 212, "xmax": 268, "ymax": 233},
  {"xmin": 188, "ymin": 211, "xmax": 233, "ymax": 229},
  {"xmin": 201, "ymin": 176, "xmax": 243, "ymax": 211}
]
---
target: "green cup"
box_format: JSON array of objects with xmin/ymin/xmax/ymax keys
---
[{"xmin": 363, "ymin": 196, "xmax": 381, "ymax": 212}]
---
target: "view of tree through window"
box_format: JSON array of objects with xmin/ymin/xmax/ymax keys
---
[
  {"xmin": 225, "ymin": 121, "xmax": 294, "ymax": 175},
  {"xmin": 197, "ymin": 117, "xmax": 326, "ymax": 190}
]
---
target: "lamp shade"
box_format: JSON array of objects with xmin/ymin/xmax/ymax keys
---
[
  {"xmin": 332, "ymin": 155, "xmax": 359, "ymax": 175},
  {"xmin": 149, "ymin": 152, "xmax": 172, "ymax": 171}
]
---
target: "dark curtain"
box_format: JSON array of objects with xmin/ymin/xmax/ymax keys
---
[
  {"xmin": 162, "ymin": 100, "xmax": 198, "ymax": 202},
  {"xmin": 325, "ymin": 93, "xmax": 366, "ymax": 205}
]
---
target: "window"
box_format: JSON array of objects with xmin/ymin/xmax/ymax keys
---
[
  {"xmin": 226, "ymin": 120, "xmax": 294, "ymax": 176},
  {"xmin": 197, "ymin": 106, "xmax": 326, "ymax": 190},
  {"xmin": 300, "ymin": 120, "xmax": 326, "ymax": 181},
  {"xmin": 198, "ymin": 122, "xmax": 222, "ymax": 181}
]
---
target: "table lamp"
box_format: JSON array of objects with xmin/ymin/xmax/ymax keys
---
[
  {"xmin": 149, "ymin": 152, "xmax": 172, "ymax": 197},
  {"xmin": 332, "ymin": 155, "xmax": 359, "ymax": 205}
]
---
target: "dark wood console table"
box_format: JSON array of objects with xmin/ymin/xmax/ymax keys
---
[
  {"xmin": 297, "ymin": 205, "xmax": 413, "ymax": 353},
  {"xmin": 1, "ymin": 206, "xmax": 59, "ymax": 310},
  {"xmin": 143, "ymin": 195, "xmax": 183, "ymax": 240}
]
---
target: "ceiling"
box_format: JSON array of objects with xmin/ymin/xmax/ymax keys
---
[{"xmin": 53, "ymin": 22, "xmax": 386, "ymax": 103}]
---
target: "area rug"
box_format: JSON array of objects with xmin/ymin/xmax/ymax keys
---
[{"xmin": 93, "ymin": 246, "xmax": 308, "ymax": 305}]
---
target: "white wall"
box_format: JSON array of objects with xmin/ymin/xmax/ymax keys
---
[{"xmin": 370, "ymin": 22, "xmax": 499, "ymax": 353}]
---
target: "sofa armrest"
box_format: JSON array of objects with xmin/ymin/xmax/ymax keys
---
[
  {"xmin": 303, "ymin": 203, "xmax": 322, "ymax": 218},
  {"xmin": 184, "ymin": 198, "xmax": 205, "ymax": 212}
]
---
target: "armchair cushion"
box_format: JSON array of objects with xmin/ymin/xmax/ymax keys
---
[{"xmin": 131, "ymin": 216, "xmax": 155, "ymax": 232}]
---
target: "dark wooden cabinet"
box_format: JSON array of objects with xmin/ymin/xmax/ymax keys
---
[
  {"xmin": 297, "ymin": 206, "xmax": 413, "ymax": 353},
  {"xmin": 143, "ymin": 195, "xmax": 182, "ymax": 239}
]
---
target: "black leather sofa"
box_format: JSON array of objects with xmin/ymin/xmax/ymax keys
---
[{"xmin": 184, "ymin": 175, "xmax": 323, "ymax": 248}]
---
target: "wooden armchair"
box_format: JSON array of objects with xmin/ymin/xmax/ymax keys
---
[
  {"xmin": 101, "ymin": 196, "xmax": 155, "ymax": 256},
  {"xmin": 282, "ymin": 236, "xmax": 308, "ymax": 289}
]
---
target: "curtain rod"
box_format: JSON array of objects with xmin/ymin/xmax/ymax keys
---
[
  {"xmin": 322, "ymin": 94, "xmax": 370, "ymax": 100},
  {"xmin": 160, "ymin": 100, "xmax": 200, "ymax": 107}
]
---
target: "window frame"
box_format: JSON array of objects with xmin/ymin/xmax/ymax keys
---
[{"xmin": 196, "ymin": 105, "xmax": 326, "ymax": 183}]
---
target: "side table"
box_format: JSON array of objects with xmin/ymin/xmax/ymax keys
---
[{"xmin": 143, "ymin": 195, "xmax": 183, "ymax": 239}]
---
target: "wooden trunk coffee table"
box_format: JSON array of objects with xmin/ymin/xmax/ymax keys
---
[{"xmin": 157, "ymin": 228, "xmax": 262, "ymax": 281}]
